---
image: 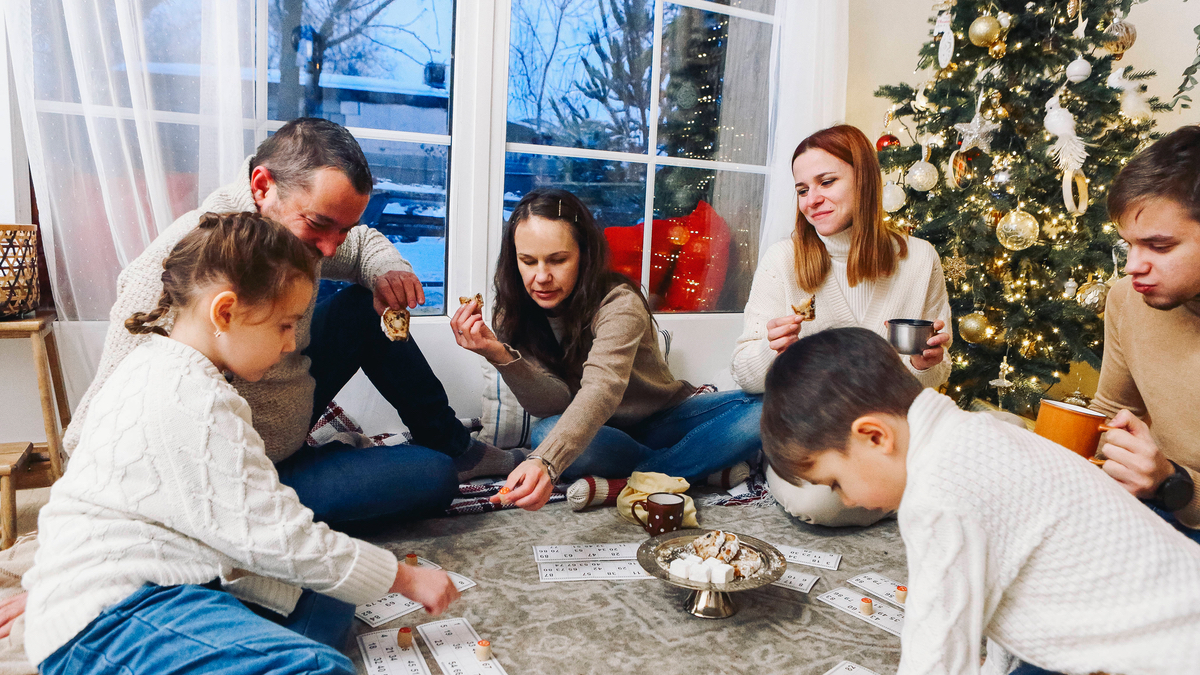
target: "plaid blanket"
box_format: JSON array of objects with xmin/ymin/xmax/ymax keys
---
[
  {"xmin": 697, "ymin": 467, "xmax": 777, "ymax": 508},
  {"xmin": 448, "ymin": 480, "xmax": 569, "ymax": 516}
]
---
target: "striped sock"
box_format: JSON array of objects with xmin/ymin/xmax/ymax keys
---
[
  {"xmin": 566, "ymin": 476, "xmax": 628, "ymax": 511},
  {"xmin": 705, "ymin": 462, "xmax": 751, "ymax": 490}
]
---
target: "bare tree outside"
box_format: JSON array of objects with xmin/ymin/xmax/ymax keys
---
[{"xmin": 271, "ymin": 0, "xmax": 448, "ymax": 120}]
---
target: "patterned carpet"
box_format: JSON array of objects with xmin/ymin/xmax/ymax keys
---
[{"xmin": 352, "ymin": 490, "xmax": 907, "ymax": 675}]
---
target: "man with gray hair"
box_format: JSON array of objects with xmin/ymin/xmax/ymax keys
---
[{"xmin": 65, "ymin": 118, "xmax": 521, "ymax": 526}]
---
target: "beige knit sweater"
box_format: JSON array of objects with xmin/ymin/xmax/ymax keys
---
[
  {"xmin": 63, "ymin": 158, "xmax": 412, "ymax": 462},
  {"xmin": 732, "ymin": 231, "xmax": 952, "ymax": 394},
  {"xmin": 1090, "ymin": 276, "xmax": 1200, "ymax": 528},
  {"xmin": 493, "ymin": 285, "xmax": 693, "ymax": 473}
]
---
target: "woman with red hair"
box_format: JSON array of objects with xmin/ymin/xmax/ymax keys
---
[{"xmin": 732, "ymin": 124, "xmax": 952, "ymax": 527}]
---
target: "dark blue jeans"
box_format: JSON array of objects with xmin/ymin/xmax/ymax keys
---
[
  {"xmin": 275, "ymin": 284, "xmax": 464, "ymax": 526},
  {"xmin": 534, "ymin": 390, "xmax": 763, "ymax": 483},
  {"xmin": 40, "ymin": 584, "xmax": 355, "ymax": 675}
]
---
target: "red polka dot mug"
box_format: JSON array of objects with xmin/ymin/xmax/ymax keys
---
[{"xmin": 632, "ymin": 492, "xmax": 685, "ymax": 536}]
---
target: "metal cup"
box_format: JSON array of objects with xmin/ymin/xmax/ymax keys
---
[{"xmin": 886, "ymin": 319, "xmax": 936, "ymax": 355}]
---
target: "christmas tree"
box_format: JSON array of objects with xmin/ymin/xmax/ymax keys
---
[{"xmin": 874, "ymin": 0, "xmax": 1170, "ymax": 413}]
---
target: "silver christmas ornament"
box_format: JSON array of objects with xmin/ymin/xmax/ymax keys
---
[
  {"xmin": 1063, "ymin": 277, "xmax": 1079, "ymax": 298},
  {"xmin": 954, "ymin": 109, "xmax": 1002, "ymax": 154},
  {"xmin": 993, "ymin": 169, "xmax": 1011, "ymax": 184}
]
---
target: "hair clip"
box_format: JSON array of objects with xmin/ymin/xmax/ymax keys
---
[{"xmin": 558, "ymin": 199, "xmax": 562, "ymax": 217}]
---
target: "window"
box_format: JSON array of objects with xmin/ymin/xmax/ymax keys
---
[
  {"xmin": 503, "ymin": 0, "xmax": 777, "ymax": 313},
  {"xmin": 267, "ymin": 0, "xmax": 455, "ymax": 316}
]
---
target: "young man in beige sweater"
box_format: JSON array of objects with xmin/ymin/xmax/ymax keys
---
[{"xmin": 1090, "ymin": 125, "xmax": 1200, "ymax": 544}]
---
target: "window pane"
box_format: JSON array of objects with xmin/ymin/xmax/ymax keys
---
[
  {"xmin": 507, "ymin": 0, "xmax": 652, "ymax": 153},
  {"xmin": 650, "ymin": 166, "xmax": 763, "ymax": 312},
  {"xmin": 707, "ymin": 0, "xmax": 775, "ymax": 13},
  {"xmin": 267, "ymin": 0, "xmax": 453, "ymax": 134},
  {"xmin": 319, "ymin": 140, "xmax": 449, "ymax": 316},
  {"xmin": 503, "ymin": 152, "xmax": 647, "ymax": 283},
  {"xmin": 658, "ymin": 5, "xmax": 771, "ymax": 165}
]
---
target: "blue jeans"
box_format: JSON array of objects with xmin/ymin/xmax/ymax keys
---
[
  {"xmin": 1145, "ymin": 501, "xmax": 1200, "ymax": 545},
  {"xmin": 40, "ymin": 584, "xmax": 355, "ymax": 675},
  {"xmin": 533, "ymin": 390, "xmax": 762, "ymax": 483},
  {"xmin": 276, "ymin": 284, "xmax": 465, "ymax": 526}
]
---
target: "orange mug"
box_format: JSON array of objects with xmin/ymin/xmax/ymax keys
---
[
  {"xmin": 1034, "ymin": 399, "xmax": 1109, "ymax": 462},
  {"xmin": 632, "ymin": 492, "xmax": 685, "ymax": 536}
]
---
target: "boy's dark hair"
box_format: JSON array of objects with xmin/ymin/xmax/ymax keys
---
[
  {"xmin": 125, "ymin": 212, "xmax": 318, "ymax": 336},
  {"xmin": 1108, "ymin": 125, "xmax": 1200, "ymax": 225},
  {"xmin": 761, "ymin": 327, "xmax": 923, "ymax": 484},
  {"xmin": 249, "ymin": 118, "xmax": 373, "ymax": 197}
]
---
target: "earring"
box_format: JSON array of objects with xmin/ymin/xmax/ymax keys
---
[{"xmin": 214, "ymin": 329, "xmax": 223, "ymax": 338}]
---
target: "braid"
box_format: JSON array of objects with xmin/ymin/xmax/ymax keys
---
[{"xmin": 125, "ymin": 289, "xmax": 173, "ymax": 336}]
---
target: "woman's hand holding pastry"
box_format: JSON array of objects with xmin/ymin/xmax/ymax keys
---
[
  {"xmin": 450, "ymin": 300, "xmax": 511, "ymax": 364},
  {"xmin": 489, "ymin": 460, "xmax": 554, "ymax": 511},
  {"xmin": 908, "ymin": 319, "xmax": 950, "ymax": 370},
  {"xmin": 766, "ymin": 314, "xmax": 804, "ymax": 354}
]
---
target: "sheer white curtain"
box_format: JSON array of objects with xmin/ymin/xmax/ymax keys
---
[
  {"xmin": 760, "ymin": 0, "xmax": 850, "ymax": 253},
  {"xmin": 2, "ymin": 0, "xmax": 252, "ymax": 401}
]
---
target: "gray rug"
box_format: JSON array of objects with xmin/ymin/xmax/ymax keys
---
[{"xmin": 353, "ymin": 493, "xmax": 905, "ymax": 675}]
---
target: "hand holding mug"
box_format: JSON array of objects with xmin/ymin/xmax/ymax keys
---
[
  {"xmin": 1100, "ymin": 409, "xmax": 1175, "ymax": 499},
  {"xmin": 908, "ymin": 319, "xmax": 950, "ymax": 370}
]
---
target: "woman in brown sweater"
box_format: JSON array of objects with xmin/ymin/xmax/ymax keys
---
[{"xmin": 450, "ymin": 189, "xmax": 762, "ymax": 510}]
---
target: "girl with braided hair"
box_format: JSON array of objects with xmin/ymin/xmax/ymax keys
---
[{"xmin": 25, "ymin": 212, "xmax": 460, "ymax": 675}]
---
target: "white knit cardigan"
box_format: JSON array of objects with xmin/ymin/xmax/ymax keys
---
[
  {"xmin": 900, "ymin": 390, "xmax": 1200, "ymax": 675},
  {"xmin": 24, "ymin": 336, "xmax": 398, "ymax": 666},
  {"xmin": 63, "ymin": 158, "xmax": 412, "ymax": 462},
  {"xmin": 732, "ymin": 231, "xmax": 951, "ymax": 393}
]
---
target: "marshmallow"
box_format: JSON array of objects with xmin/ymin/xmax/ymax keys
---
[
  {"xmin": 683, "ymin": 554, "xmax": 703, "ymax": 565},
  {"xmin": 710, "ymin": 563, "xmax": 735, "ymax": 584},
  {"xmin": 701, "ymin": 557, "xmax": 722, "ymax": 568},
  {"xmin": 668, "ymin": 558, "xmax": 693, "ymax": 578},
  {"xmin": 688, "ymin": 564, "xmax": 711, "ymax": 583}
]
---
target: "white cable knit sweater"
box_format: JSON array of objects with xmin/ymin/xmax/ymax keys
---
[
  {"xmin": 63, "ymin": 158, "xmax": 413, "ymax": 462},
  {"xmin": 24, "ymin": 336, "xmax": 398, "ymax": 667},
  {"xmin": 900, "ymin": 389, "xmax": 1200, "ymax": 675},
  {"xmin": 732, "ymin": 231, "xmax": 951, "ymax": 393}
]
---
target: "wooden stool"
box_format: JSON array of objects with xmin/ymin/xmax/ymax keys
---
[
  {"xmin": 0, "ymin": 309, "xmax": 69, "ymax": 491},
  {"xmin": 0, "ymin": 443, "xmax": 31, "ymax": 549}
]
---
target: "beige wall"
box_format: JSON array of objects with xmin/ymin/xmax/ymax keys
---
[{"xmin": 846, "ymin": 0, "xmax": 1200, "ymax": 138}]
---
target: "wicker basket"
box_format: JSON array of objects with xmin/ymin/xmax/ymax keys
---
[{"xmin": 0, "ymin": 224, "xmax": 39, "ymax": 319}]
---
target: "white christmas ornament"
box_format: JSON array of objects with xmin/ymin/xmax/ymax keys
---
[
  {"xmin": 882, "ymin": 180, "xmax": 907, "ymax": 212},
  {"xmin": 1044, "ymin": 94, "xmax": 1090, "ymax": 216},
  {"xmin": 935, "ymin": 12, "xmax": 955, "ymax": 69},
  {"xmin": 1106, "ymin": 69, "xmax": 1153, "ymax": 120},
  {"xmin": 1066, "ymin": 55, "xmax": 1092, "ymax": 83},
  {"xmin": 907, "ymin": 160, "xmax": 939, "ymax": 192},
  {"xmin": 953, "ymin": 103, "xmax": 1001, "ymax": 154},
  {"xmin": 1063, "ymin": 277, "xmax": 1079, "ymax": 298}
]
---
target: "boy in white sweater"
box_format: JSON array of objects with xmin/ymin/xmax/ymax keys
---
[
  {"xmin": 761, "ymin": 327, "xmax": 1200, "ymax": 675},
  {"xmin": 25, "ymin": 213, "xmax": 459, "ymax": 675}
]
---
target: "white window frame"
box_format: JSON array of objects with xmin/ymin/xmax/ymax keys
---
[{"xmin": 478, "ymin": 0, "xmax": 779, "ymax": 346}]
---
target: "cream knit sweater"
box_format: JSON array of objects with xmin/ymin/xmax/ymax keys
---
[
  {"xmin": 732, "ymin": 230, "xmax": 951, "ymax": 393},
  {"xmin": 24, "ymin": 336, "xmax": 398, "ymax": 667},
  {"xmin": 900, "ymin": 389, "xmax": 1200, "ymax": 675},
  {"xmin": 63, "ymin": 158, "xmax": 412, "ymax": 462}
]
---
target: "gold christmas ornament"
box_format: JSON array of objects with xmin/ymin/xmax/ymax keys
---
[
  {"xmin": 1067, "ymin": 0, "xmax": 1081, "ymax": 19},
  {"xmin": 989, "ymin": 40, "xmax": 1007, "ymax": 58},
  {"xmin": 1062, "ymin": 389, "xmax": 1089, "ymax": 407},
  {"xmin": 943, "ymin": 252, "xmax": 970, "ymax": 283},
  {"xmin": 969, "ymin": 15, "xmax": 1002, "ymax": 47},
  {"xmin": 958, "ymin": 311, "xmax": 991, "ymax": 344},
  {"xmin": 996, "ymin": 210, "xmax": 1040, "ymax": 251},
  {"xmin": 1102, "ymin": 17, "xmax": 1137, "ymax": 60},
  {"xmin": 1076, "ymin": 274, "xmax": 1109, "ymax": 312}
]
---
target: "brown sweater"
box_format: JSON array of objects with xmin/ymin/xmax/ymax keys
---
[
  {"xmin": 493, "ymin": 285, "xmax": 693, "ymax": 473},
  {"xmin": 1091, "ymin": 276, "xmax": 1200, "ymax": 528}
]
